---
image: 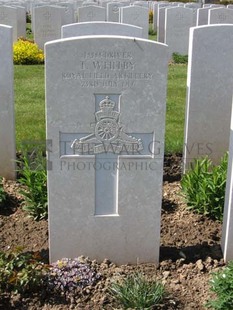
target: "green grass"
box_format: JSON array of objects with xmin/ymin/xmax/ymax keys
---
[
  {"xmin": 166, "ymin": 64, "xmax": 187, "ymax": 153},
  {"xmin": 14, "ymin": 63, "xmax": 187, "ymax": 154},
  {"xmin": 14, "ymin": 65, "xmax": 45, "ymax": 150}
]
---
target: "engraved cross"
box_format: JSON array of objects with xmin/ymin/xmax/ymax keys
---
[
  {"xmin": 0, "ymin": 11, "xmax": 7, "ymax": 20},
  {"xmin": 61, "ymin": 95, "xmax": 153, "ymax": 216},
  {"xmin": 43, "ymin": 11, "xmax": 51, "ymax": 20}
]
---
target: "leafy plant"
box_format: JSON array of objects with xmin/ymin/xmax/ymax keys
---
[
  {"xmin": 13, "ymin": 38, "xmax": 44, "ymax": 65},
  {"xmin": 149, "ymin": 23, "xmax": 156, "ymax": 36},
  {"xmin": 109, "ymin": 272, "xmax": 165, "ymax": 309},
  {"xmin": 0, "ymin": 176, "xmax": 6, "ymax": 204},
  {"xmin": 149, "ymin": 9, "xmax": 153, "ymax": 24},
  {"xmin": 0, "ymin": 248, "xmax": 47, "ymax": 294},
  {"xmin": 172, "ymin": 52, "xmax": 188, "ymax": 64},
  {"xmin": 181, "ymin": 153, "xmax": 228, "ymax": 221},
  {"xmin": 47, "ymin": 258, "xmax": 101, "ymax": 297},
  {"xmin": 206, "ymin": 261, "xmax": 233, "ymax": 309},
  {"xmin": 18, "ymin": 152, "xmax": 47, "ymax": 221}
]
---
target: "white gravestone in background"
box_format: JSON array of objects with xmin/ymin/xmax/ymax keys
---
[
  {"xmin": 107, "ymin": 2, "xmax": 128, "ymax": 22},
  {"xmin": 0, "ymin": 25, "xmax": 16, "ymax": 180},
  {"xmin": 165, "ymin": 7, "xmax": 193, "ymax": 58},
  {"xmin": 120, "ymin": 5, "xmax": 149, "ymax": 39},
  {"xmin": 183, "ymin": 24, "xmax": 233, "ymax": 172},
  {"xmin": 34, "ymin": 5, "xmax": 65, "ymax": 51},
  {"xmin": 46, "ymin": 35, "xmax": 168, "ymax": 264},
  {"xmin": 0, "ymin": 5, "xmax": 25, "ymax": 42},
  {"xmin": 197, "ymin": 7, "xmax": 210, "ymax": 25},
  {"xmin": 222, "ymin": 112, "xmax": 233, "ymax": 262},
  {"xmin": 62, "ymin": 21, "xmax": 143, "ymax": 38},
  {"xmin": 208, "ymin": 7, "xmax": 233, "ymax": 24},
  {"xmin": 158, "ymin": 6, "xmax": 169, "ymax": 43},
  {"xmin": 78, "ymin": 5, "xmax": 106, "ymax": 22}
]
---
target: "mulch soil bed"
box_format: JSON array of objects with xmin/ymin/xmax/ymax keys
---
[{"xmin": 0, "ymin": 154, "xmax": 224, "ymax": 309}]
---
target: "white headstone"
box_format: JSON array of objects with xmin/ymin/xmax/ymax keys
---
[
  {"xmin": 222, "ymin": 109, "xmax": 233, "ymax": 262},
  {"xmin": 208, "ymin": 7, "xmax": 233, "ymax": 24},
  {"xmin": 62, "ymin": 21, "xmax": 143, "ymax": 38},
  {"xmin": 0, "ymin": 5, "xmax": 26, "ymax": 41},
  {"xmin": 197, "ymin": 7, "xmax": 210, "ymax": 25},
  {"xmin": 34, "ymin": 5, "xmax": 65, "ymax": 50},
  {"xmin": 0, "ymin": 25, "xmax": 16, "ymax": 180},
  {"xmin": 56, "ymin": 2, "xmax": 75, "ymax": 25},
  {"xmin": 46, "ymin": 35, "xmax": 168, "ymax": 264},
  {"xmin": 120, "ymin": 5, "xmax": 149, "ymax": 38},
  {"xmin": 78, "ymin": 5, "xmax": 106, "ymax": 22},
  {"xmin": 157, "ymin": 6, "xmax": 167, "ymax": 43},
  {"xmin": 12, "ymin": 5, "xmax": 26, "ymax": 38},
  {"xmin": 183, "ymin": 24, "xmax": 233, "ymax": 171},
  {"xmin": 107, "ymin": 2, "xmax": 128, "ymax": 22},
  {"xmin": 165, "ymin": 7, "xmax": 193, "ymax": 57},
  {"xmin": 153, "ymin": 2, "xmax": 171, "ymax": 32}
]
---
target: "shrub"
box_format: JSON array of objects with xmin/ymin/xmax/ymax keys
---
[
  {"xmin": 46, "ymin": 258, "xmax": 101, "ymax": 298},
  {"xmin": 13, "ymin": 38, "xmax": 44, "ymax": 65},
  {"xmin": 206, "ymin": 261, "xmax": 233, "ymax": 309},
  {"xmin": 181, "ymin": 153, "xmax": 228, "ymax": 221},
  {"xmin": 0, "ymin": 177, "xmax": 6, "ymax": 204},
  {"xmin": 18, "ymin": 153, "xmax": 48, "ymax": 221},
  {"xmin": 149, "ymin": 9, "xmax": 153, "ymax": 24},
  {"xmin": 0, "ymin": 248, "xmax": 47, "ymax": 294},
  {"xmin": 172, "ymin": 52, "xmax": 188, "ymax": 64},
  {"xmin": 149, "ymin": 23, "xmax": 156, "ymax": 36},
  {"xmin": 109, "ymin": 272, "xmax": 165, "ymax": 309}
]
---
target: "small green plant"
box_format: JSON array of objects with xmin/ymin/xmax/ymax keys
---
[
  {"xmin": 206, "ymin": 261, "xmax": 233, "ymax": 309},
  {"xmin": 109, "ymin": 272, "xmax": 165, "ymax": 309},
  {"xmin": 0, "ymin": 247, "xmax": 47, "ymax": 294},
  {"xmin": 149, "ymin": 23, "xmax": 156, "ymax": 36},
  {"xmin": 13, "ymin": 38, "xmax": 44, "ymax": 65},
  {"xmin": 0, "ymin": 176, "xmax": 6, "ymax": 204},
  {"xmin": 18, "ymin": 152, "xmax": 47, "ymax": 221},
  {"xmin": 181, "ymin": 153, "xmax": 228, "ymax": 221},
  {"xmin": 172, "ymin": 52, "xmax": 188, "ymax": 64},
  {"xmin": 149, "ymin": 9, "xmax": 153, "ymax": 24}
]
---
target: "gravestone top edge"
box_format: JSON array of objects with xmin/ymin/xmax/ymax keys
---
[
  {"xmin": 62, "ymin": 21, "xmax": 143, "ymax": 30},
  {"xmin": 45, "ymin": 34, "xmax": 169, "ymax": 48},
  {"xmin": 0, "ymin": 24, "xmax": 12, "ymax": 29},
  {"xmin": 191, "ymin": 23, "xmax": 233, "ymax": 31}
]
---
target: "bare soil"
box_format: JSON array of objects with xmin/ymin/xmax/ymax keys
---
[{"xmin": 0, "ymin": 154, "xmax": 225, "ymax": 309}]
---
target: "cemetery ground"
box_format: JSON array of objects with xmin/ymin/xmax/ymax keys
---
[
  {"xmin": 0, "ymin": 64, "xmax": 224, "ymax": 309},
  {"xmin": 0, "ymin": 153, "xmax": 224, "ymax": 309}
]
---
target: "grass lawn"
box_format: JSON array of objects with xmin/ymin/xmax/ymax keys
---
[{"xmin": 14, "ymin": 63, "xmax": 187, "ymax": 154}]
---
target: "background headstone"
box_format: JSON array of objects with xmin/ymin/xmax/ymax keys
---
[
  {"xmin": 165, "ymin": 7, "xmax": 193, "ymax": 57},
  {"xmin": 183, "ymin": 24, "xmax": 233, "ymax": 171},
  {"xmin": 107, "ymin": 2, "xmax": 128, "ymax": 22},
  {"xmin": 62, "ymin": 21, "xmax": 143, "ymax": 38},
  {"xmin": 0, "ymin": 5, "xmax": 26, "ymax": 41},
  {"xmin": 208, "ymin": 7, "xmax": 233, "ymax": 24},
  {"xmin": 0, "ymin": 25, "xmax": 16, "ymax": 180},
  {"xmin": 120, "ymin": 5, "xmax": 149, "ymax": 38},
  {"xmin": 78, "ymin": 5, "xmax": 106, "ymax": 22},
  {"xmin": 46, "ymin": 35, "xmax": 168, "ymax": 264},
  {"xmin": 197, "ymin": 7, "xmax": 210, "ymax": 25},
  {"xmin": 34, "ymin": 5, "xmax": 65, "ymax": 51}
]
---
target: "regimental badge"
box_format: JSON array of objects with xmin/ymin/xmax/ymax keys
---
[{"xmin": 71, "ymin": 96, "xmax": 143, "ymax": 155}]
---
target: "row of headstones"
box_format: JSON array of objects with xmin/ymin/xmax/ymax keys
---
[
  {"xmin": 155, "ymin": 4, "xmax": 233, "ymax": 56},
  {"xmin": 3, "ymin": 2, "xmax": 233, "ymax": 59},
  {"xmin": 2, "ymin": 22, "xmax": 233, "ymax": 264},
  {"xmin": 0, "ymin": 3, "xmax": 150, "ymax": 47}
]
